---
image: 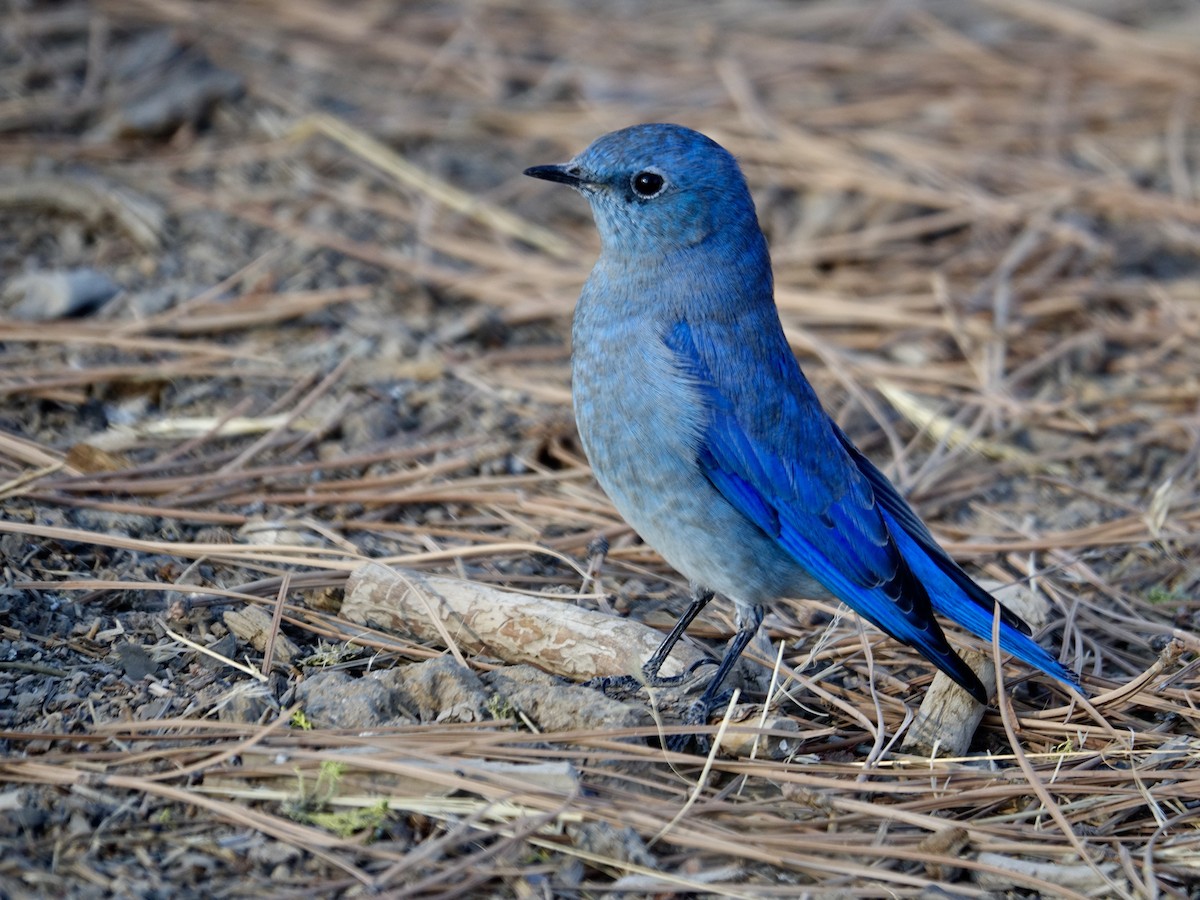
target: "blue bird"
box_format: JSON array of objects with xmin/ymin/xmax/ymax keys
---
[{"xmin": 525, "ymin": 124, "xmax": 1078, "ymax": 725}]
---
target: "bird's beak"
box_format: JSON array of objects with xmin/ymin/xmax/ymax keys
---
[{"xmin": 524, "ymin": 163, "xmax": 589, "ymax": 188}]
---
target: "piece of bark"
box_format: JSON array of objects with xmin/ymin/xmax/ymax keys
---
[
  {"xmin": 901, "ymin": 649, "xmax": 995, "ymax": 758},
  {"xmin": 916, "ymin": 826, "xmax": 970, "ymax": 881},
  {"xmin": 343, "ymin": 562, "xmax": 708, "ymax": 681},
  {"xmin": 224, "ymin": 605, "xmax": 299, "ymax": 666},
  {"xmin": 715, "ymin": 710, "xmax": 803, "ymax": 760},
  {"xmin": 974, "ymin": 852, "xmax": 1122, "ymax": 894}
]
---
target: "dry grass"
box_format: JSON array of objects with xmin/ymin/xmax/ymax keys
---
[{"xmin": 1, "ymin": 0, "xmax": 1198, "ymax": 896}]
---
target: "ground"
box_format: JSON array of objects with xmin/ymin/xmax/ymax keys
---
[{"xmin": 1, "ymin": 0, "xmax": 1199, "ymax": 897}]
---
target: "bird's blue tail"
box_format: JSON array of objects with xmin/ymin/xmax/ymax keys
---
[{"xmin": 882, "ymin": 510, "xmax": 1081, "ymax": 692}]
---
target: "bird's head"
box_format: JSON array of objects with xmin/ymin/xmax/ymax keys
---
[{"xmin": 525, "ymin": 123, "xmax": 760, "ymax": 257}]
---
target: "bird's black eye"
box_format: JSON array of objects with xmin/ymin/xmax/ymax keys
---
[{"xmin": 631, "ymin": 170, "xmax": 665, "ymax": 198}]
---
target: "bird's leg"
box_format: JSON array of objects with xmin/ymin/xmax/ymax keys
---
[
  {"xmin": 584, "ymin": 587, "xmax": 716, "ymax": 693},
  {"xmin": 640, "ymin": 587, "xmax": 715, "ymax": 685},
  {"xmin": 672, "ymin": 603, "xmax": 765, "ymax": 752}
]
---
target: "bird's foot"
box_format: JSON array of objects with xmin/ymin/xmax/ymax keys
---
[
  {"xmin": 663, "ymin": 690, "xmax": 735, "ymax": 754},
  {"xmin": 581, "ymin": 673, "xmax": 643, "ymax": 696},
  {"xmin": 643, "ymin": 656, "xmax": 716, "ymax": 688},
  {"xmin": 582, "ymin": 657, "xmax": 715, "ymax": 696}
]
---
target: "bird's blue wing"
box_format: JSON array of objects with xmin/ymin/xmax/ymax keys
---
[
  {"xmin": 665, "ymin": 318, "xmax": 1078, "ymax": 695},
  {"xmin": 829, "ymin": 424, "xmax": 1029, "ymax": 635},
  {"xmin": 665, "ymin": 320, "xmax": 987, "ymax": 697}
]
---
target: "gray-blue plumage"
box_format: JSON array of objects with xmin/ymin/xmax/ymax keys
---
[{"xmin": 525, "ymin": 124, "xmax": 1078, "ymax": 717}]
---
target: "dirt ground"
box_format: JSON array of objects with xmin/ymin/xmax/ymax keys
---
[{"xmin": 1, "ymin": 0, "xmax": 1199, "ymax": 897}]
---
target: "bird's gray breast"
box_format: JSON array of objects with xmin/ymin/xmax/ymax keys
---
[
  {"xmin": 570, "ymin": 269, "xmax": 815, "ymax": 606},
  {"xmin": 571, "ymin": 274, "xmax": 706, "ymax": 524}
]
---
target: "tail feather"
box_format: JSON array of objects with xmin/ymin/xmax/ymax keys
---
[{"xmin": 882, "ymin": 510, "xmax": 1081, "ymax": 692}]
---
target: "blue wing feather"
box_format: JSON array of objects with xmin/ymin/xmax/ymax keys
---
[
  {"xmin": 829, "ymin": 425, "xmax": 1030, "ymax": 634},
  {"xmin": 666, "ymin": 319, "xmax": 1077, "ymax": 696}
]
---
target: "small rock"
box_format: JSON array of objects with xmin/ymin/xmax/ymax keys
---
[
  {"xmin": 200, "ymin": 633, "xmax": 238, "ymax": 670},
  {"xmin": 295, "ymin": 670, "xmax": 408, "ymax": 729},
  {"xmin": 4, "ymin": 269, "xmax": 120, "ymax": 319},
  {"xmin": 484, "ymin": 665, "xmax": 650, "ymax": 732},
  {"xmin": 214, "ymin": 682, "xmax": 274, "ymax": 724},
  {"xmin": 340, "ymin": 397, "xmax": 403, "ymax": 446},
  {"xmin": 0, "ymin": 791, "xmax": 46, "ymax": 836},
  {"xmin": 374, "ymin": 656, "xmax": 490, "ymax": 724},
  {"xmin": 113, "ymin": 642, "xmax": 157, "ymax": 681},
  {"xmin": 568, "ymin": 821, "xmax": 657, "ymax": 870},
  {"xmin": 91, "ymin": 53, "xmax": 244, "ymax": 141},
  {"xmin": 247, "ymin": 838, "xmax": 302, "ymax": 867}
]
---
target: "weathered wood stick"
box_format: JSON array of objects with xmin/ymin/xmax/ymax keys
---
[{"xmin": 342, "ymin": 561, "xmax": 708, "ymax": 680}]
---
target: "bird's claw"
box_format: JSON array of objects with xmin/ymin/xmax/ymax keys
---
[
  {"xmin": 664, "ymin": 686, "xmax": 741, "ymax": 753},
  {"xmin": 664, "ymin": 697, "xmax": 719, "ymax": 753},
  {"xmin": 583, "ymin": 658, "xmax": 716, "ymax": 696},
  {"xmin": 640, "ymin": 656, "xmax": 717, "ymax": 688},
  {"xmin": 584, "ymin": 661, "xmax": 730, "ymax": 753},
  {"xmin": 581, "ymin": 673, "xmax": 642, "ymax": 694}
]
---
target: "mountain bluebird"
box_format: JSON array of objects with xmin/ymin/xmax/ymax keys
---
[{"xmin": 525, "ymin": 124, "xmax": 1078, "ymax": 727}]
